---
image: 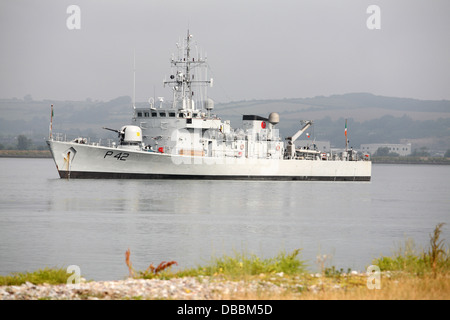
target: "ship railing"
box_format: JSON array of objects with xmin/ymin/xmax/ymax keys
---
[
  {"xmin": 288, "ymin": 149, "xmax": 371, "ymax": 162},
  {"xmin": 51, "ymin": 132, "xmax": 115, "ymax": 148},
  {"xmin": 51, "ymin": 132, "xmax": 67, "ymax": 142}
]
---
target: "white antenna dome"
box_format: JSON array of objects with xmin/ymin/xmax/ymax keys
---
[
  {"xmin": 204, "ymin": 98, "xmax": 214, "ymax": 111},
  {"xmin": 268, "ymin": 112, "xmax": 280, "ymax": 125}
]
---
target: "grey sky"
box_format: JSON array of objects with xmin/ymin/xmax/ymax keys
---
[{"xmin": 1, "ymin": 0, "xmax": 449, "ymax": 103}]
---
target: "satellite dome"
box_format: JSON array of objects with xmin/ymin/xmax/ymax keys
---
[
  {"xmin": 268, "ymin": 112, "xmax": 280, "ymax": 125},
  {"xmin": 204, "ymin": 98, "xmax": 214, "ymax": 111}
]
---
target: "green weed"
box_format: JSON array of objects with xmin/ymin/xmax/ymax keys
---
[
  {"xmin": 176, "ymin": 248, "xmax": 307, "ymax": 279},
  {"xmin": 373, "ymin": 223, "xmax": 449, "ymax": 276},
  {"xmin": 0, "ymin": 267, "xmax": 69, "ymax": 286}
]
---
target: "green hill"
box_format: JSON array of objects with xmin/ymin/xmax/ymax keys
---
[{"xmin": 1, "ymin": 93, "xmax": 449, "ymax": 153}]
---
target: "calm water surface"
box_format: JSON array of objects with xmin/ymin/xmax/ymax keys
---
[{"xmin": 0, "ymin": 158, "xmax": 449, "ymax": 280}]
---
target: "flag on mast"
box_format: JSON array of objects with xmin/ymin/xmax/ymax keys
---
[{"xmin": 345, "ymin": 119, "xmax": 347, "ymax": 138}]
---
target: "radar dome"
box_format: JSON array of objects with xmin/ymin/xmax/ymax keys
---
[
  {"xmin": 204, "ymin": 98, "xmax": 214, "ymax": 111},
  {"xmin": 268, "ymin": 112, "xmax": 280, "ymax": 125}
]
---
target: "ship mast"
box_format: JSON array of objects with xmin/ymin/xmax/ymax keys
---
[
  {"xmin": 164, "ymin": 30, "xmax": 213, "ymax": 112},
  {"xmin": 185, "ymin": 30, "xmax": 192, "ymax": 106}
]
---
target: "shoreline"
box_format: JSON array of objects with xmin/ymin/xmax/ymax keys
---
[
  {"xmin": 0, "ymin": 150, "xmax": 52, "ymax": 158},
  {"xmin": 372, "ymin": 160, "xmax": 450, "ymax": 165},
  {"xmin": 1, "ymin": 271, "xmax": 449, "ymax": 300},
  {"xmin": 371, "ymin": 156, "xmax": 450, "ymax": 165}
]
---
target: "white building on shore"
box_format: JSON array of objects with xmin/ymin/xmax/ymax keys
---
[{"xmin": 360, "ymin": 143, "xmax": 412, "ymax": 156}]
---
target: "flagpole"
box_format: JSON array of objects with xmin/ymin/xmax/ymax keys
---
[
  {"xmin": 345, "ymin": 119, "xmax": 348, "ymax": 152},
  {"xmin": 49, "ymin": 104, "xmax": 53, "ymax": 140}
]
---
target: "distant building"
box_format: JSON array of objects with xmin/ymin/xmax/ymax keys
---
[{"xmin": 360, "ymin": 143, "xmax": 412, "ymax": 156}]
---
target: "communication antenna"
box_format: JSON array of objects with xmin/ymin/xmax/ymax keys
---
[
  {"xmin": 133, "ymin": 49, "xmax": 136, "ymax": 109},
  {"xmin": 345, "ymin": 119, "xmax": 348, "ymax": 152}
]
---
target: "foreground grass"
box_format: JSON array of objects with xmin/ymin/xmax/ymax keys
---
[
  {"xmin": 0, "ymin": 268, "xmax": 69, "ymax": 286},
  {"xmin": 169, "ymin": 249, "xmax": 307, "ymax": 280},
  {"xmin": 372, "ymin": 223, "xmax": 450, "ymax": 277},
  {"xmin": 294, "ymin": 274, "xmax": 450, "ymax": 300},
  {"xmin": 2, "ymin": 224, "xmax": 449, "ymax": 299},
  {"xmin": 123, "ymin": 228, "xmax": 450, "ymax": 300}
]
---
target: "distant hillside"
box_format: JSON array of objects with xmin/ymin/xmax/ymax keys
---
[
  {"xmin": 1, "ymin": 93, "xmax": 449, "ymax": 153},
  {"xmin": 0, "ymin": 96, "xmax": 134, "ymax": 148},
  {"xmin": 214, "ymin": 93, "xmax": 450, "ymax": 153},
  {"xmin": 215, "ymin": 93, "xmax": 450, "ymax": 124}
]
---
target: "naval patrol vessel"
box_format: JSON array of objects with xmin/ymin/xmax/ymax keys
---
[{"xmin": 47, "ymin": 32, "xmax": 371, "ymax": 181}]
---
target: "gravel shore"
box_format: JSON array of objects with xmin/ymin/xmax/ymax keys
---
[
  {"xmin": 0, "ymin": 277, "xmax": 289, "ymax": 300},
  {"xmin": 1, "ymin": 270, "xmax": 372, "ymax": 300}
]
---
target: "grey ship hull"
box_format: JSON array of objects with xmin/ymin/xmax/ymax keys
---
[{"xmin": 47, "ymin": 140, "xmax": 372, "ymax": 181}]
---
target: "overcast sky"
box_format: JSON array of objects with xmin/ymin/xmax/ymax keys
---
[{"xmin": 1, "ymin": 0, "xmax": 449, "ymax": 103}]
